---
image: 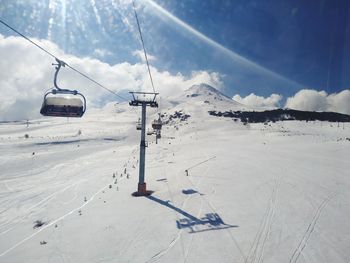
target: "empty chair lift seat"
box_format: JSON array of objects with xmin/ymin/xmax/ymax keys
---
[{"xmin": 40, "ymin": 96, "xmax": 84, "ymax": 117}]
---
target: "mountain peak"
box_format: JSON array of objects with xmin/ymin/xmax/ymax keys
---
[
  {"xmin": 185, "ymin": 83, "xmax": 231, "ymax": 99},
  {"xmin": 165, "ymin": 83, "xmax": 247, "ymax": 112}
]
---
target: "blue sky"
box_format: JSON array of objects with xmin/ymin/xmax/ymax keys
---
[
  {"xmin": 142, "ymin": 0, "xmax": 350, "ymax": 96},
  {"xmin": 0, "ymin": 0, "xmax": 349, "ymax": 99}
]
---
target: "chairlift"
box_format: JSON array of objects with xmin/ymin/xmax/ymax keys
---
[
  {"xmin": 152, "ymin": 119, "xmax": 162, "ymax": 130},
  {"xmin": 40, "ymin": 59, "xmax": 86, "ymax": 117},
  {"xmin": 136, "ymin": 118, "xmax": 142, "ymax": 130}
]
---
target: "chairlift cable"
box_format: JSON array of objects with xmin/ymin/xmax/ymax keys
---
[
  {"xmin": 65, "ymin": 64, "xmax": 127, "ymax": 101},
  {"xmin": 0, "ymin": 19, "xmax": 128, "ymax": 102},
  {"xmin": 0, "ymin": 19, "xmax": 58, "ymax": 60},
  {"xmin": 132, "ymin": 0, "xmax": 156, "ymax": 94}
]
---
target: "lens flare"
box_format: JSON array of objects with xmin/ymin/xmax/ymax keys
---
[{"xmin": 142, "ymin": 0, "xmax": 301, "ymax": 88}]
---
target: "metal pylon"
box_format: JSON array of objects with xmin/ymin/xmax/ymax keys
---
[{"xmin": 129, "ymin": 92, "xmax": 158, "ymax": 196}]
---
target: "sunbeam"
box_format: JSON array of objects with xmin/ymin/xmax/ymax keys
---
[
  {"xmin": 47, "ymin": 0, "xmax": 57, "ymax": 40},
  {"xmin": 141, "ymin": 0, "xmax": 302, "ymax": 88},
  {"xmin": 90, "ymin": 0, "xmax": 102, "ymax": 25}
]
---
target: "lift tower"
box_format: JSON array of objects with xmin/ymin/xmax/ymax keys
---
[{"xmin": 129, "ymin": 92, "xmax": 158, "ymax": 196}]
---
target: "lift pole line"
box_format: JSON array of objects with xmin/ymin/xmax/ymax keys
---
[
  {"xmin": 132, "ymin": 0, "xmax": 156, "ymax": 94},
  {"xmin": 185, "ymin": 156, "xmax": 217, "ymax": 176},
  {"xmin": 130, "ymin": 92, "xmax": 158, "ymax": 196}
]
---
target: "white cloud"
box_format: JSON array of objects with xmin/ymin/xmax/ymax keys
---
[
  {"xmin": 285, "ymin": 89, "xmax": 328, "ymax": 112},
  {"xmin": 93, "ymin": 48, "xmax": 113, "ymax": 58},
  {"xmin": 327, "ymin": 90, "xmax": 350, "ymax": 114},
  {"xmin": 132, "ymin": 49, "xmax": 156, "ymax": 62},
  {"xmin": 154, "ymin": 70, "xmax": 224, "ymax": 93},
  {"xmin": 0, "ymin": 34, "xmax": 223, "ymax": 121},
  {"xmin": 232, "ymin": 93, "xmax": 282, "ymax": 108},
  {"xmin": 232, "ymin": 89, "xmax": 350, "ymax": 114},
  {"xmin": 285, "ymin": 89, "xmax": 350, "ymax": 114}
]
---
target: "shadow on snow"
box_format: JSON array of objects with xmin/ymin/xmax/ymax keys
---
[
  {"xmin": 34, "ymin": 137, "xmax": 123, "ymax": 146},
  {"xmin": 146, "ymin": 195, "xmax": 238, "ymax": 234},
  {"xmin": 182, "ymin": 189, "xmax": 203, "ymax": 195}
]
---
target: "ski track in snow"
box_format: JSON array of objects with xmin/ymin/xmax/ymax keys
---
[
  {"xmin": 289, "ymin": 193, "xmax": 337, "ymax": 263},
  {"xmin": 185, "ymin": 165, "xmax": 246, "ymax": 262},
  {"xmin": 146, "ymin": 167, "xmax": 186, "ymax": 262},
  {"xmin": 0, "ymin": 166, "xmax": 90, "ymax": 233},
  {"xmin": 0, "ymin": 182, "xmax": 109, "ymax": 257},
  {"xmin": 0, "ymin": 145, "xmax": 139, "ymax": 258},
  {"xmin": 0, "ymin": 86, "xmax": 349, "ymax": 262},
  {"xmin": 146, "ymin": 153, "xmax": 209, "ymax": 262},
  {"xmin": 245, "ymin": 177, "xmax": 280, "ymax": 263},
  {"xmin": 183, "ymin": 197, "xmax": 203, "ymax": 263},
  {"xmin": 116, "ymin": 218, "xmax": 147, "ymax": 260},
  {"xmin": 148, "ymin": 149, "xmax": 242, "ymax": 263},
  {"xmin": 181, "ymin": 158, "xmax": 210, "ymax": 263}
]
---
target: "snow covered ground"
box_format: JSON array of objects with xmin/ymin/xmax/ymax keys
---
[{"xmin": 0, "ymin": 85, "xmax": 349, "ymax": 263}]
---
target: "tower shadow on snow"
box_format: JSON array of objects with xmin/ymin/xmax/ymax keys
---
[
  {"xmin": 182, "ymin": 189, "xmax": 203, "ymax": 195},
  {"xmin": 146, "ymin": 195, "xmax": 238, "ymax": 233}
]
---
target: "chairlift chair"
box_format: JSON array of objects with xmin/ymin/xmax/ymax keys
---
[
  {"xmin": 40, "ymin": 59, "xmax": 87, "ymax": 118},
  {"xmin": 147, "ymin": 129, "xmax": 153, "ymax": 135},
  {"xmin": 152, "ymin": 112, "xmax": 163, "ymax": 130},
  {"xmin": 152, "ymin": 119, "xmax": 162, "ymax": 130},
  {"xmin": 136, "ymin": 118, "xmax": 142, "ymax": 130},
  {"xmin": 40, "ymin": 90, "xmax": 86, "ymax": 117}
]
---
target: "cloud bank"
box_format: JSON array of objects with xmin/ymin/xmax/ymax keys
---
[
  {"xmin": 0, "ymin": 34, "xmax": 223, "ymax": 120},
  {"xmin": 285, "ymin": 89, "xmax": 350, "ymax": 114},
  {"xmin": 2, "ymin": 34, "xmax": 348, "ymax": 121},
  {"xmin": 232, "ymin": 93, "xmax": 282, "ymax": 109},
  {"xmin": 233, "ymin": 89, "xmax": 350, "ymax": 114}
]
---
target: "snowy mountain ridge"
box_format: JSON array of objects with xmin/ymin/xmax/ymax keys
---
[{"xmin": 162, "ymin": 83, "xmax": 248, "ymax": 122}]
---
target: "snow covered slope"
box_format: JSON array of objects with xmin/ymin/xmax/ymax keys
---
[{"xmin": 0, "ymin": 85, "xmax": 349, "ymax": 263}]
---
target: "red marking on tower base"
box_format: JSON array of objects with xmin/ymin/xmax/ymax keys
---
[{"xmin": 132, "ymin": 183, "xmax": 153, "ymax": 197}]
